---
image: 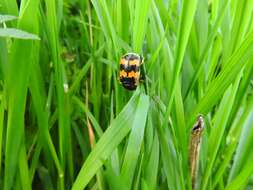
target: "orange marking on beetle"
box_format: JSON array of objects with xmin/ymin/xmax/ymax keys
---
[
  {"xmin": 128, "ymin": 71, "xmax": 140, "ymax": 78},
  {"xmin": 120, "ymin": 70, "xmax": 127, "ymax": 77},
  {"xmin": 128, "ymin": 71, "xmax": 135, "ymax": 78},
  {"xmin": 129, "ymin": 59, "xmax": 140, "ymax": 66},
  {"xmin": 120, "ymin": 58, "xmax": 128, "ymax": 65}
]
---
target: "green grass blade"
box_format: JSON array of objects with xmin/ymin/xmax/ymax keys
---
[
  {"xmin": 72, "ymin": 97, "xmax": 103, "ymax": 137},
  {"xmin": 164, "ymin": 0, "xmax": 198, "ymax": 123},
  {"xmin": 132, "ymin": 0, "xmax": 152, "ymax": 53},
  {"xmin": 143, "ymin": 131, "xmax": 159, "ymax": 190},
  {"xmin": 18, "ymin": 144, "xmax": 31, "ymax": 190},
  {"xmin": 227, "ymin": 102, "xmax": 253, "ymax": 183},
  {"xmin": 0, "ymin": 37, "xmax": 8, "ymax": 79},
  {"xmin": 1, "ymin": 1, "xmax": 253, "ymax": 189},
  {"xmin": 71, "ymin": 91, "xmax": 149, "ymax": 190},
  {"xmin": 213, "ymin": 94, "xmax": 253, "ymax": 187},
  {"xmin": 0, "ymin": 14, "xmax": 17, "ymax": 23},
  {"xmin": 29, "ymin": 61, "xmax": 63, "ymax": 180},
  {"xmin": 0, "ymin": 100, "xmax": 4, "ymax": 183},
  {"xmin": 0, "ymin": 28, "xmax": 40, "ymax": 40},
  {"xmin": 44, "ymin": 1, "xmax": 70, "ymax": 186},
  {"xmin": 120, "ymin": 94, "xmax": 150, "ymax": 187},
  {"xmin": 90, "ymin": 0, "xmax": 120, "ymax": 55},
  {"xmin": 0, "ymin": 0, "xmax": 18, "ymax": 18},
  {"xmin": 200, "ymin": 74, "xmax": 241, "ymax": 189},
  {"xmin": 191, "ymin": 31, "xmax": 253, "ymax": 122},
  {"xmin": 183, "ymin": 0, "xmax": 229, "ymax": 100},
  {"xmin": 4, "ymin": 0, "xmax": 40, "ymax": 189}
]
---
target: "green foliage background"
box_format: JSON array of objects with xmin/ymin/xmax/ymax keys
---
[{"xmin": 0, "ymin": 0, "xmax": 253, "ymax": 189}]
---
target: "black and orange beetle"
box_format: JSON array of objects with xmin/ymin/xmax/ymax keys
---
[{"xmin": 119, "ymin": 53, "xmax": 144, "ymax": 90}]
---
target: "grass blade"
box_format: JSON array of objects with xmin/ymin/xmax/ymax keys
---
[
  {"xmin": 0, "ymin": 14, "xmax": 17, "ymax": 23},
  {"xmin": 71, "ymin": 91, "xmax": 149, "ymax": 190},
  {"xmin": 143, "ymin": 131, "xmax": 159, "ymax": 190},
  {"xmin": 4, "ymin": 0, "xmax": 40, "ymax": 189},
  {"xmin": 164, "ymin": 0, "xmax": 198, "ymax": 123},
  {"xmin": 120, "ymin": 93, "xmax": 150, "ymax": 187},
  {"xmin": 0, "ymin": 28, "xmax": 40, "ymax": 40},
  {"xmin": 191, "ymin": 31, "xmax": 253, "ymax": 122},
  {"xmin": 132, "ymin": 0, "xmax": 152, "ymax": 52}
]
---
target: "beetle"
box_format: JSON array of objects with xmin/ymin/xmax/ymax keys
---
[{"xmin": 119, "ymin": 53, "xmax": 144, "ymax": 90}]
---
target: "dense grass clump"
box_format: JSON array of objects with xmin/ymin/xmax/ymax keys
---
[{"xmin": 0, "ymin": 0, "xmax": 253, "ymax": 189}]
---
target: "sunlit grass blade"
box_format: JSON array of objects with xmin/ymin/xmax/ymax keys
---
[
  {"xmin": 213, "ymin": 94, "xmax": 253, "ymax": 187},
  {"xmin": 0, "ymin": 37, "xmax": 8, "ymax": 79},
  {"xmin": 227, "ymin": 0, "xmax": 252, "ymax": 54},
  {"xmin": 0, "ymin": 100, "xmax": 4, "ymax": 184},
  {"xmin": 71, "ymin": 91, "xmax": 149, "ymax": 190},
  {"xmin": 0, "ymin": 28, "xmax": 40, "ymax": 40},
  {"xmin": 73, "ymin": 94, "xmax": 103, "ymax": 137},
  {"xmin": 174, "ymin": 81, "xmax": 187, "ymax": 159},
  {"xmin": 90, "ymin": 0, "xmax": 120, "ymax": 55},
  {"xmin": 191, "ymin": 31, "xmax": 253, "ymax": 122},
  {"xmin": 225, "ymin": 129, "xmax": 253, "ymax": 189},
  {"xmin": 200, "ymin": 75, "xmax": 241, "ymax": 189},
  {"xmin": 0, "ymin": 0, "xmax": 18, "ymax": 17},
  {"xmin": 44, "ymin": 0, "xmax": 71, "ymax": 187},
  {"xmin": 1, "ymin": 1, "xmax": 253, "ymax": 189},
  {"xmin": 0, "ymin": 14, "xmax": 16, "ymax": 23},
  {"xmin": 120, "ymin": 93, "xmax": 149, "ymax": 187},
  {"xmin": 153, "ymin": 97, "xmax": 184, "ymax": 190},
  {"xmin": 18, "ymin": 144, "xmax": 31, "ymax": 190},
  {"xmin": 4, "ymin": 0, "xmax": 40, "ymax": 189},
  {"xmin": 142, "ymin": 132, "xmax": 159, "ymax": 190},
  {"xmin": 132, "ymin": 0, "xmax": 152, "ymax": 53},
  {"xmin": 183, "ymin": 0, "xmax": 229, "ymax": 100},
  {"xmin": 227, "ymin": 100, "xmax": 253, "ymax": 184},
  {"xmin": 164, "ymin": 0, "xmax": 198, "ymax": 123},
  {"xmin": 29, "ymin": 61, "xmax": 63, "ymax": 181}
]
